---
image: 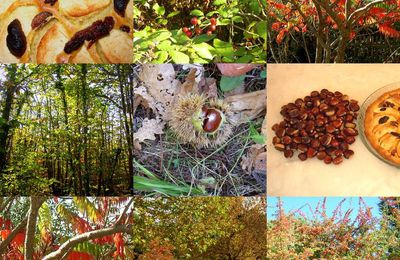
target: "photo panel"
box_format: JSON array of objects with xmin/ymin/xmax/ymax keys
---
[
  {"xmin": 133, "ymin": 0, "xmax": 267, "ymax": 63},
  {"xmin": 0, "ymin": 64, "xmax": 134, "ymax": 196},
  {"xmin": 267, "ymin": 64, "xmax": 400, "ymax": 196},
  {"xmin": 0, "ymin": 0, "xmax": 133, "ymax": 63},
  {"xmin": 133, "ymin": 196, "xmax": 266, "ymax": 259},
  {"xmin": 0, "ymin": 196, "xmax": 134, "ymax": 259},
  {"xmin": 267, "ymin": 196, "xmax": 400, "ymax": 258},
  {"xmin": 267, "ymin": 1, "xmax": 400, "ymax": 63},
  {"xmin": 133, "ymin": 63, "xmax": 266, "ymax": 196}
]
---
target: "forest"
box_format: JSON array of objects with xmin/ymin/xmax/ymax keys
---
[
  {"xmin": 0, "ymin": 64, "xmax": 133, "ymax": 196},
  {"xmin": 0, "ymin": 197, "xmax": 133, "ymax": 259}
]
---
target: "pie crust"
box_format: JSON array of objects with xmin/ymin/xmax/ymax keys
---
[
  {"xmin": 364, "ymin": 88, "xmax": 400, "ymax": 165},
  {"xmin": 0, "ymin": 0, "xmax": 132, "ymax": 63}
]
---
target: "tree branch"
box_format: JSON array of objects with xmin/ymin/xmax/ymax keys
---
[
  {"xmin": 43, "ymin": 224, "xmax": 131, "ymax": 260},
  {"xmin": 24, "ymin": 197, "xmax": 46, "ymax": 260},
  {"xmin": 0, "ymin": 197, "xmax": 14, "ymax": 213},
  {"xmin": 348, "ymin": 0, "xmax": 384, "ymax": 25},
  {"xmin": 116, "ymin": 197, "xmax": 134, "ymax": 225},
  {"xmin": 0, "ymin": 214, "xmax": 28, "ymax": 254}
]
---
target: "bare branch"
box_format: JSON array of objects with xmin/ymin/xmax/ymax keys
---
[{"xmin": 348, "ymin": 0, "xmax": 385, "ymax": 25}]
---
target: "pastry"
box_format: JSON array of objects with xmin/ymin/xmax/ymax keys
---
[
  {"xmin": 364, "ymin": 88, "xmax": 400, "ymax": 165},
  {"xmin": 0, "ymin": 0, "xmax": 132, "ymax": 63}
]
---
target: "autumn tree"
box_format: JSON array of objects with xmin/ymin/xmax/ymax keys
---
[
  {"xmin": 134, "ymin": 197, "xmax": 266, "ymax": 258},
  {"xmin": 0, "ymin": 197, "xmax": 133, "ymax": 259},
  {"xmin": 267, "ymin": 0, "xmax": 400, "ymax": 62}
]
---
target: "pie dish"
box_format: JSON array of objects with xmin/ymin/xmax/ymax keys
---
[
  {"xmin": 362, "ymin": 83, "xmax": 400, "ymax": 166},
  {"xmin": 0, "ymin": 0, "xmax": 133, "ymax": 63}
]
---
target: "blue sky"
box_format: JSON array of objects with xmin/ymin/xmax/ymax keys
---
[{"xmin": 267, "ymin": 197, "xmax": 382, "ymax": 221}]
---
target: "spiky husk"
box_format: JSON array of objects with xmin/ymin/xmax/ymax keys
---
[{"xmin": 170, "ymin": 94, "xmax": 233, "ymax": 148}]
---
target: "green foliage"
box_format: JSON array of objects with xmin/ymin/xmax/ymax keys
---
[{"xmin": 134, "ymin": 0, "xmax": 267, "ymax": 63}]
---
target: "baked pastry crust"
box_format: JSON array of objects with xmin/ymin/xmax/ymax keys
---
[
  {"xmin": 0, "ymin": 0, "xmax": 132, "ymax": 63},
  {"xmin": 364, "ymin": 88, "xmax": 400, "ymax": 165}
]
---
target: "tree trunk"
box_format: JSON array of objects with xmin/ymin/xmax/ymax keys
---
[
  {"xmin": 117, "ymin": 65, "xmax": 134, "ymax": 194},
  {"xmin": 80, "ymin": 64, "xmax": 90, "ymax": 195},
  {"xmin": 24, "ymin": 197, "xmax": 45, "ymax": 260}
]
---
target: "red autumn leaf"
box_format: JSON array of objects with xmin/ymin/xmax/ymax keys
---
[
  {"xmin": 378, "ymin": 23, "xmax": 400, "ymax": 38},
  {"xmin": 113, "ymin": 233, "xmax": 125, "ymax": 259},
  {"xmin": 68, "ymin": 251, "xmax": 95, "ymax": 260},
  {"xmin": 271, "ymin": 22, "xmax": 281, "ymax": 31},
  {"xmin": 12, "ymin": 233, "xmax": 25, "ymax": 247},
  {"xmin": 1, "ymin": 229, "xmax": 11, "ymax": 240},
  {"xmin": 276, "ymin": 29, "xmax": 288, "ymax": 44}
]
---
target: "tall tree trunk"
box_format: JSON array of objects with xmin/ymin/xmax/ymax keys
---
[
  {"xmin": 24, "ymin": 197, "xmax": 45, "ymax": 260},
  {"xmin": 0, "ymin": 65, "xmax": 17, "ymax": 172},
  {"xmin": 55, "ymin": 65, "xmax": 77, "ymax": 194},
  {"xmin": 80, "ymin": 64, "xmax": 90, "ymax": 195},
  {"xmin": 117, "ymin": 65, "xmax": 134, "ymax": 194}
]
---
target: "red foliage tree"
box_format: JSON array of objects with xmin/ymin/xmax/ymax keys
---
[{"xmin": 268, "ymin": 0, "xmax": 400, "ymax": 62}]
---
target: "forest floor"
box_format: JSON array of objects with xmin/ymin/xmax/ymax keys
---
[{"xmin": 133, "ymin": 64, "xmax": 266, "ymax": 196}]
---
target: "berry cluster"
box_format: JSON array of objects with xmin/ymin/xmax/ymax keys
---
[{"xmin": 182, "ymin": 17, "xmax": 217, "ymax": 37}]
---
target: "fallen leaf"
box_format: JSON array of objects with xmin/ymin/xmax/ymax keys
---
[
  {"xmin": 217, "ymin": 64, "xmax": 259, "ymax": 76},
  {"xmin": 225, "ymin": 90, "xmax": 266, "ymax": 125},
  {"xmin": 134, "ymin": 118, "xmax": 165, "ymax": 143},
  {"xmin": 138, "ymin": 64, "xmax": 181, "ymax": 121},
  {"xmin": 241, "ymin": 144, "xmax": 266, "ymax": 173}
]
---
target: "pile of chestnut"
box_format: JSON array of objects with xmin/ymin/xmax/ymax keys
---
[{"xmin": 272, "ymin": 89, "xmax": 360, "ymax": 165}]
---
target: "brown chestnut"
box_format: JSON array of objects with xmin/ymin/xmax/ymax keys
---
[{"xmin": 202, "ymin": 108, "xmax": 223, "ymax": 133}]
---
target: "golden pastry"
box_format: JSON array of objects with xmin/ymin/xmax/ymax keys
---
[
  {"xmin": 0, "ymin": 0, "xmax": 132, "ymax": 63},
  {"xmin": 364, "ymin": 88, "xmax": 400, "ymax": 165}
]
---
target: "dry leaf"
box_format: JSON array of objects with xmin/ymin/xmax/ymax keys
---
[
  {"xmin": 134, "ymin": 118, "xmax": 165, "ymax": 143},
  {"xmin": 176, "ymin": 69, "xmax": 198, "ymax": 97},
  {"xmin": 138, "ymin": 64, "xmax": 181, "ymax": 121},
  {"xmin": 199, "ymin": 77, "xmax": 218, "ymax": 99},
  {"xmin": 241, "ymin": 144, "xmax": 266, "ymax": 173},
  {"xmin": 225, "ymin": 90, "xmax": 266, "ymax": 125}
]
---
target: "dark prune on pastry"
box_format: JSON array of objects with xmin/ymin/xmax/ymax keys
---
[{"xmin": 6, "ymin": 19, "xmax": 27, "ymax": 58}]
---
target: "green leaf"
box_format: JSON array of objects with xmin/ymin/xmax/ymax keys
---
[
  {"xmin": 220, "ymin": 75, "xmax": 246, "ymax": 92},
  {"xmin": 134, "ymin": 176, "xmax": 204, "ymax": 196},
  {"xmin": 249, "ymin": 124, "xmax": 265, "ymax": 144},
  {"xmin": 154, "ymin": 51, "xmax": 169, "ymax": 63},
  {"xmin": 169, "ymin": 50, "xmax": 190, "ymax": 63},
  {"xmin": 213, "ymin": 0, "xmax": 227, "ymax": 6},
  {"xmin": 260, "ymin": 70, "xmax": 266, "ymax": 78},
  {"xmin": 232, "ymin": 16, "xmax": 243, "ymax": 23},
  {"xmin": 256, "ymin": 21, "xmax": 267, "ymax": 40},
  {"xmin": 192, "ymin": 43, "xmax": 214, "ymax": 60},
  {"xmin": 167, "ymin": 11, "xmax": 181, "ymax": 18},
  {"xmin": 156, "ymin": 40, "xmax": 173, "ymax": 51},
  {"xmin": 236, "ymin": 54, "xmax": 253, "ymax": 63},
  {"xmin": 192, "ymin": 34, "xmax": 215, "ymax": 44},
  {"xmin": 190, "ymin": 9, "xmax": 204, "ymax": 16},
  {"xmin": 152, "ymin": 3, "xmax": 165, "ymax": 16}
]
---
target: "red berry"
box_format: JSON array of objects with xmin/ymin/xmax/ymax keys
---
[
  {"xmin": 185, "ymin": 31, "xmax": 192, "ymax": 37},
  {"xmin": 195, "ymin": 27, "xmax": 202, "ymax": 35},
  {"xmin": 207, "ymin": 30, "xmax": 212, "ymax": 36},
  {"xmin": 210, "ymin": 25, "xmax": 217, "ymax": 31},
  {"xmin": 182, "ymin": 27, "xmax": 189, "ymax": 33},
  {"xmin": 210, "ymin": 18, "xmax": 217, "ymax": 25},
  {"xmin": 191, "ymin": 17, "xmax": 198, "ymax": 25}
]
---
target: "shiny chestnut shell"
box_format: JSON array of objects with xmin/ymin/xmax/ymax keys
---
[{"xmin": 202, "ymin": 108, "xmax": 222, "ymax": 133}]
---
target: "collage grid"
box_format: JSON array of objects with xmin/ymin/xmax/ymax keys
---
[{"xmin": 0, "ymin": 0, "xmax": 399, "ymax": 259}]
